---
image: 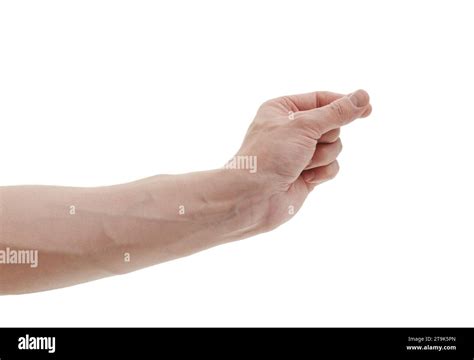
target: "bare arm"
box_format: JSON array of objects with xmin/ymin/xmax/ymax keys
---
[{"xmin": 0, "ymin": 89, "xmax": 371, "ymax": 294}]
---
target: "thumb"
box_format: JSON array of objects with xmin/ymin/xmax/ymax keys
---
[{"xmin": 299, "ymin": 89, "xmax": 371, "ymax": 136}]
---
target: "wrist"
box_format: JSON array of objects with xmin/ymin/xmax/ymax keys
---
[{"xmin": 167, "ymin": 168, "xmax": 270, "ymax": 243}]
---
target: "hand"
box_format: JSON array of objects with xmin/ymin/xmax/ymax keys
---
[{"xmin": 235, "ymin": 89, "xmax": 372, "ymax": 230}]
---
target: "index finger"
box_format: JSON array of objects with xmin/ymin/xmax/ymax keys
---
[{"xmin": 281, "ymin": 91, "xmax": 346, "ymax": 111}]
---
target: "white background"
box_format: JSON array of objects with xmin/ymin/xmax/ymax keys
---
[{"xmin": 1, "ymin": 0, "xmax": 473, "ymax": 326}]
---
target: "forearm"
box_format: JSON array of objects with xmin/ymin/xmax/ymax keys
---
[{"xmin": 0, "ymin": 169, "xmax": 266, "ymax": 294}]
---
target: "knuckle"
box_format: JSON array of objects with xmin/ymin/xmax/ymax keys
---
[
  {"xmin": 331, "ymin": 128, "xmax": 341, "ymax": 139},
  {"xmin": 329, "ymin": 101, "xmax": 345, "ymax": 121},
  {"xmin": 320, "ymin": 128, "xmax": 340, "ymax": 143},
  {"xmin": 279, "ymin": 96, "xmax": 298, "ymax": 112},
  {"xmin": 258, "ymin": 99, "xmax": 273, "ymax": 111}
]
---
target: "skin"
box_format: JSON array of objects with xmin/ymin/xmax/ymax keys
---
[{"xmin": 0, "ymin": 89, "xmax": 372, "ymax": 294}]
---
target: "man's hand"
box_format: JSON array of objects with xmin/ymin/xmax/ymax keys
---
[{"xmin": 236, "ymin": 89, "xmax": 372, "ymax": 230}]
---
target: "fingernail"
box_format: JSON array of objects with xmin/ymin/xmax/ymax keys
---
[{"xmin": 349, "ymin": 90, "xmax": 369, "ymax": 108}]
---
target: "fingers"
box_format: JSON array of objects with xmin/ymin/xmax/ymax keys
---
[
  {"xmin": 318, "ymin": 128, "xmax": 340, "ymax": 143},
  {"xmin": 305, "ymin": 138, "xmax": 342, "ymax": 169},
  {"xmin": 299, "ymin": 89, "xmax": 371, "ymax": 137},
  {"xmin": 302, "ymin": 161, "xmax": 340, "ymax": 189},
  {"xmin": 361, "ymin": 104, "xmax": 372, "ymax": 118},
  {"xmin": 280, "ymin": 91, "xmax": 345, "ymax": 111}
]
